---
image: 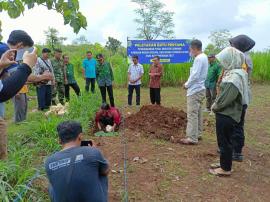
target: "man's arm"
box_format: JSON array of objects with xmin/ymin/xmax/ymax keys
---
[
  {"xmin": 96, "ymin": 149, "xmax": 110, "ymax": 176},
  {"xmin": 0, "ymin": 49, "xmax": 17, "ymax": 69},
  {"xmin": 184, "ymin": 59, "xmax": 201, "ymax": 89}
]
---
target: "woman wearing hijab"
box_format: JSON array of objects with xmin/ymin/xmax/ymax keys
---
[
  {"xmin": 229, "ymin": 35, "xmax": 255, "ymax": 162},
  {"xmin": 209, "ymin": 47, "xmax": 249, "ymax": 176}
]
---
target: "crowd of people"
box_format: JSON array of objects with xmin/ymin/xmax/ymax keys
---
[{"xmin": 0, "ymin": 29, "xmax": 255, "ymax": 201}]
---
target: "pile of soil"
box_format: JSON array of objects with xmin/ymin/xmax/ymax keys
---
[{"xmin": 125, "ymin": 105, "xmax": 187, "ymax": 142}]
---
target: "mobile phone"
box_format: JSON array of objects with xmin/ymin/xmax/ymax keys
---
[{"xmin": 81, "ymin": 140, "xmax": 93, "ymax": 147}]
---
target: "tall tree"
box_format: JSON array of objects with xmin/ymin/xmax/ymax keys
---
[
  {"xmin": 0, "ymin": 0, "xmax": 87, "ymax": 40},
  {"xmin": 132, "ymin": 0, "xmax": 174, "ymax": 40},
  {"xmin": 208, "ymin": 29, "xmax": 232, "ymax": 52},
  {"xmin": 72, "ymin": 35, "xmax": 89, "ymax": 45},
  {"xmin": 44, "ymin": 27, "xmax": 67, "ymax": 50},
  {"xmin": 105, "ymin": 37, "xmax": 122, "ymax": 54}
]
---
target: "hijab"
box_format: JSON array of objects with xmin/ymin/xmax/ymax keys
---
[{"xmin": 216, "ymin": 47, "xmax": 250, "ymax": 105}]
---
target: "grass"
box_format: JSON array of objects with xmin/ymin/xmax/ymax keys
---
[{"xmin": 0, "ymin": 92, "xmax": 101, "ymax": 201}]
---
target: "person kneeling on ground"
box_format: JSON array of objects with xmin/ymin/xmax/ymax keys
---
[
  {"xmin": 209, "ymin": 47, "xmax": 249, "ymax": 177},
  {"xmin": 45, "ymin": 121, "xmax": 109, "ymax": 202},
  {"xmin": 95, "ymin": 103, "xmax": 121, "ymax": 132}
]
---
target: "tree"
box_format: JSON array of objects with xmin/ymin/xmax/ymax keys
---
[
  {"xmin": 44, "ymin": 27, "xmax": 67, "ymax": 50},
  {"xmin": 72, "ymin": 35, "xmax": 89, "ymax": 45},
  {"xmin": 132, "ymin": 0, "xmax": 174, "ymax": 40},
  {"xmin": 105, "ymin": 37, "xmax": 122, "ymax": 55},
  {"xmin": 208, "ymin": 29, "xmax": 232, "ymax": 52},
  {"xmin": 0, "ymin": 0, "xmax": 87, "ymax": 40}
]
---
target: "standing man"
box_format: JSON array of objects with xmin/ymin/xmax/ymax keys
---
[
  {"xmin": 149, "ymin": 56, "xmax": 163, "ymax": 105},
  {"xmin": 34, "ymin": 48, "xmax": 55, "ymax": 111},
  {"xmin": 204, "ymin": 54, "xmax": 221, "ymax": 113},
  {"xmin": 128, "ymin": 55, "xmax": 144, "ymax": 106},
  {"xmin": 180, "ymin": 40, "xmax": 209, "ymax": 145},
  {"xmin": 63, "ymin": 54, "xmax": 81, "ymax": 101},
  {"xmin": 51, "ymin": 49, "xmax": 66, "ymax": 105},
  {"xmin": 83, "ymin": 51, "xmax": 97, "ymax": 93},
  {"xmin": 96, "ymin": 54, "xmax": 115, "ymax": 107}
]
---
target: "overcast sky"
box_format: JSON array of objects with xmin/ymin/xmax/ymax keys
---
[{"xmin": 0, "ymin": 0, "xmax": 269, "ymax": 50}]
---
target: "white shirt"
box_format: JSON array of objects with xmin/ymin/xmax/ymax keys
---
[
  {"xmin": 128, "ymin": 63, "xmax": 144, "ymax": 85},
  {"xmin": 185, "ymin": 53, "xmax": 209, "ymax": 96}
]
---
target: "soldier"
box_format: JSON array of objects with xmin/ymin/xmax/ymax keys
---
[{"xmin": 51, "ymin": 49, "xmax": 66, "ymax": 105}]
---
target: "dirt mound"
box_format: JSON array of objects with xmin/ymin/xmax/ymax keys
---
[{"xmin": 125, "ymin": 105, "xmax": 187, "ymax": 141}]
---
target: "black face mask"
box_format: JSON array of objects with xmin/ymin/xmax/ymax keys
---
[{"xmin": 229, "ymin": 35, "xmax": 255, "ymax": 52}]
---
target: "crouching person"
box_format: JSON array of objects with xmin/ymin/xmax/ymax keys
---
[
  {"xmin": 45, "ymin": 121, "xmax": 109, "ymax": 202},
  {"xmin": 95, "ymin": 103, "xmax": 121, "ymax": 132}
]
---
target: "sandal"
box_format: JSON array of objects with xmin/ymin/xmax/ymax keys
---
[
  {"xmin": 209, "ymin": 168, "xmax": 231, "ymax": 177},
  {"xmin": 210, "ymin": 162, "xmax": 221, "ymax": 169},
  {"xmin": 179, "ymin": 138, "xmax": 197, "ymax": 145}
]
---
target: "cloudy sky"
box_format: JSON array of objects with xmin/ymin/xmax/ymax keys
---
[{"xmin": 0, "ymin": 0, "xmax": 269, "ymax": 50}]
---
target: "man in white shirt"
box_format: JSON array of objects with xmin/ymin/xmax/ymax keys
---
[
  {"xmin": 181, "ymin": 40, "xmax": 209, "ymax": 145},
  {"xmin": 128, "ymin": 55, "xmax": 144, "ymax": 106}
]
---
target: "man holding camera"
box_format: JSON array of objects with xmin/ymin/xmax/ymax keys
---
[{"xmin": 45, "ymin": 121, "xmax": 109, "ymax": 202}]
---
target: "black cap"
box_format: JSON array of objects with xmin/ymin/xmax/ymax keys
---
[
  {"xmin": 42, "ymin": 48, "xmax": 51, "ymax": 53},
  {"xmin": 7, "ymin": 30, "xmax": 34, "ymax": 47},
  {"xmin": 229, "ymin": 35, "xmax": 255, "ymax": 52},
  {"xmin": 96, "ymin": 53, "xmax": 104, "ymax": 60}
]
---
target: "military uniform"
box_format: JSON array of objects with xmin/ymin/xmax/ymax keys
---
[{"xmin": 51, "ymin": 58, "xmax": 65, "ymax": 105}]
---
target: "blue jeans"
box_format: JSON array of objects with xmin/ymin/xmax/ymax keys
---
[
  {"xmin": 0, "ymin": 102, "xmax": 5, "ymax": 118},
  {"xmin": 36, "ymin": 85, "xmax": 52, "ymax": 110}
]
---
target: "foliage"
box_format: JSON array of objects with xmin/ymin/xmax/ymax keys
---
[
  {"xmin": 0, "ymin": 93, "xmax": 100, "ymax": 201},
  {"xmin": 207, "ymin": 29, "xmax": 232, "ymax": 52},
  {"xmin": 72, "ymin": 35, "xmax": 89, "ymax": 45},
  {"xmin": 0, "ymin": 0, "xmax": 87, "ymax": 40},
  {"xmin": 105, "ymin": 37, "xmax": 122, "ymax": 55},
  {"xmin": 0, "ymin": 21, "xmax": 2, "ymax": 41},
  {"xmin": 132, "ymin": 0, "xmax": 174, "ymax": 40},
  {"xmin": 44, "ymin": 27, "xmax": 67, "ymax": 50},
  {"xmin": 251, "ymin": 51, "xmax": 270, "ymax": 82}
]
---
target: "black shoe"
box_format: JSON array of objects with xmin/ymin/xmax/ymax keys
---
[{"xmin": 232, "ymin": 153, "xmax": 244, "ymax": 162}]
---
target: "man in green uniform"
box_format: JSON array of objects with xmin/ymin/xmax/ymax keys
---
[
  {"xmin": 204, "ymin": 54, "xmax": 221, "ymax": 112},
  {"xmin": 51, "ymin": 49, "xmax": 66, "ymax": 105}
]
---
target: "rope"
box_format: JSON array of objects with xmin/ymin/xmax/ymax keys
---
[
  {"xmin": 13, "ymin": 170, "xmax": 41, "ymax": 202},
  {"xmin": 119, "ymin": 105, "xmax": 129, "ymax": 202}
]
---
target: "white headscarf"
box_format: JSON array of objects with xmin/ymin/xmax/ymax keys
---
[{"xmin": 216, "ymin": 47, "xmax": 250, "ymax": 105}]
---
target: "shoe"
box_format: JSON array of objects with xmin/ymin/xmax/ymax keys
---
[{"xmin": 232, "ymin": 153, "xmax": 243, "ymax": 162}]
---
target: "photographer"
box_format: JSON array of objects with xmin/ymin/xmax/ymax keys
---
[{"xmin": 45, "ymin": 121, "xmax": 109, "ymax": 202}]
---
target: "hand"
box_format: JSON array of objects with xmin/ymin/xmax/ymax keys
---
[
  {"xmin": 0, "ymin": 49, "xmax": 17, "ymax": 69},
  {"xmin": 40, "ymin": 71, "xmax": 53, "ymax": 82},
  {"xmin": 22, "ymin": 47, "xmax": 38, "ymax": 68},
  {"xmin": 183, "ymin": 84, "xmax": 187, "ymax": 90}
]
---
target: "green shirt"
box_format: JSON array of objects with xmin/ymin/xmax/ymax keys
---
[
  {"xmin": 205, "ymin": 61, "xmax": 221, "ymax": 89},
  {"xmin": 65, "ymin": 63, "xmax": 76, "ymax": 84},
  {"xmin": 96, "ymin": 62, "xmax": 114, "ymax": 87},
  {"xmin": 212, "ymin": 83, "xmax": 243, "ymax": 123},
  {"xmin": 51, "ymin": 58, "xmax": 65, "ymax": 83}
]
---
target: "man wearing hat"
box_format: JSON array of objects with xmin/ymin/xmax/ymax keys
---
[
  {"xmin": 33, "ymin": 48, "xmax": 55, "ymax": 111},
  {"xmin": 51, "ymin": 49, "xmax": 66, "ymax": 105},
  {"xmin": 204, "ymin": 54, "xmax": 222, "ymax": 113}
]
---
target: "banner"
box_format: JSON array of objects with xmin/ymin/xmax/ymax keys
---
[{"xmin": 127, "ymin": 39, "xmax": 190, "ymax": 64}]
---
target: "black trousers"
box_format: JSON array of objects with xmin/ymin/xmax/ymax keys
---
[
  {"xmin": 85, "ymin": 78, "xmax": 95, "ymax": 93},
  {"xmin": 216, "ymin": 113, "xmax": 237, "ymax": 171},
  {"xmin": 99, "ymin": 85, "xmax": 115, "ymax": 107},
  {"xmin": 65, "ymin": 83, "xmax": 81, "ymax": 101},
  {"xmin": 150, "ymin": 88, "xmax": 161, "ymax": 105},
  {"xmin": 128, "ymin": 84, "xmax": 141, "ymax": 105},
  {"xmin": 36, "ymin": 85, "xmax": 52, "ymax": 110},
  {"xmin": 232, "ymin": 105, "xmax": 248, "ymax": 154}
]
